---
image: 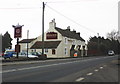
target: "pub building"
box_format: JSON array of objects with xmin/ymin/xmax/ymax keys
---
[{"xmin": 19, "ymin": 19, "xmax": 88, "ymax": 58}]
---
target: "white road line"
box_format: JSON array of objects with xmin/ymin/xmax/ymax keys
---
[
  {"xmin": 94, "ymin": 69, "xmax": 99, "ymax": 72},
  {"xmin": 76, "ymin": 77, "xmax": 85, "ymax": 82},
  {"xmin": 103, "ymin": 65, "xmax": 107, "ymax": 67},
  {"xmin": 1, "ymin": 61, "xmax": 80, "ymax": 73},
  {"xmin": 1, "ymin": 69, "xmax": 17, "ymax": 73},
  {"xmin": 100, "ymin": 67, "xmax": 103, "ymax": 69},
  {"xmin": 2, "ymin": 56, "xmax": 110, "ymax": 73},
  {"xmin": 87, "ymin": 72, "xmax": 93, "ymax": 76}
]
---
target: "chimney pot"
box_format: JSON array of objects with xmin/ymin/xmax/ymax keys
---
[
  {"xmin": 77, "ymin": 32, "xmax": 80, "ymax": 36},
  {"xmin": 67, "ymin": 26, "xmax": 70, "ymax": 31},
  {"xmin": 73, "ymin": 29, "xmax": 76, "ymax": 33}
]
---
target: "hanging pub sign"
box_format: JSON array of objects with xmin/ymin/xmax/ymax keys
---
[
  {"xmin": 46, "ymin": 32, "xmax": 57, "ymax": 39},
  {"xmin": 14, "ymin": 27, "xmax": 22, "ymax": 38}
]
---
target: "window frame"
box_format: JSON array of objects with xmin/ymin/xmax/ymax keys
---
[{"xmin": 52, "ymin": 49, "xmax": 56, "ymax": 55}]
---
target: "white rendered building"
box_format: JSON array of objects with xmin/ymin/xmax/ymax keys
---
[{"xmin": 19, "ymin": 19, "xmax": 87, "ymax": 58}]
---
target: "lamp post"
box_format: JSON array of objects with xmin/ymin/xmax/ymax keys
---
[{"xmin": 12, "ymin": 23, "xmax": 24, "ymax": 58}]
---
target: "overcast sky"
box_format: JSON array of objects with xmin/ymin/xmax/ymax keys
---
[{"xmin": 0, "ymin": 0, "xmax": 119, "ymax": 48}]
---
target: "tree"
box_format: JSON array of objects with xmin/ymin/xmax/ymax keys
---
[
  {"xmin": 2, "ymin": 31, "xmax": 13, "ymax": 52},
  {"xmin": 106, "ymin": 30, "xmax": 120, "ymax": 54},
  {"xmin": 106, "ymin": 30, "xmax": 118, "ymax": 40},
  {"xmin": 88, "ymin": 31, "xmax": 120, "ymax": 56}
]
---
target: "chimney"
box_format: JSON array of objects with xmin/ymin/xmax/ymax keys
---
[
  {"xmin": 73, "ymin": 29, "xmax": 76, "ymax": 33},
  {"xmin": 77, "ymin": 32, "xmax": 80, "ymax": 36},
  {"xmin": 66, "ymin": 26, "xmax": 70, "ymax": 31},
  {"xmin": 49, "ymin": 18, "xmax": 56, "ymax": 29}
]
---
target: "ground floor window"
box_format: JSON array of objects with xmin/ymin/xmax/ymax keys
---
[
  {"xmin": 45, "ymin": 49, "xmax": 48, "ymax": 53},
  {"xmin": 52, "ymin": 49, "xmax": 56, "ymax": 55},
  {"xmin": 65, "ymin": 47, "xmax": 67, "ymax": 55}
]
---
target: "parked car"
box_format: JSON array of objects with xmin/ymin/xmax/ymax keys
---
[
  {"xmin": 108, "ymin": 50, "xmax": 115, "ymax": 56},
  {"xmin": 3, "ymin": 50, "xmax": 16, "ymax": 59},
  {"xmin": 30, "ymin": 52, "xmax": 47, "ymax": 59},
  {"xmin": 13, "ymin": 52, "xmax": 39, "ymax": 58},
  {"xmin": 30, "ymin": 52, "xmax": 42, "ymax": 57},
  {"xmin": 0, "ymin": 52, "xmax": 4, "ymax": 57}
]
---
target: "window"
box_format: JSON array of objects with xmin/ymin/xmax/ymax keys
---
[
  {"xmin": 65, "ymin": 37, "xmax": 67, "ymax": 44},
  {"xmin": 45, "ymin": 49, "xmax": 48, "ymax": 53},
  {"xmin": 52, "ymin": 49, "xmax": 55, "ymax": 55},
  {"xmin": 65, "ymin": 47, "xmax": 67, "ymax": 55},
  {"xmin": 72, "ymin": 40, "xmax": 75, "ymax": 45},
  {"xmin": 31, "ymin": 50, "xmax": 34, "ymax": 52}
]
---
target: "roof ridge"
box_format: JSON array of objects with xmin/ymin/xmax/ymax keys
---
[{"xmin": 55, "ymin": 27, "xmax": 85, "ymax": 41}]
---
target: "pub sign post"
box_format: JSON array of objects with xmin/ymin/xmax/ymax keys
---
[{"xmin": 12, "ymin": 23, "xmax": 24, "ymax": 58}]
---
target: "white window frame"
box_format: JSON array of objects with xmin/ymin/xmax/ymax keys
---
[
  {"xmin": 65, "ymin": 37, "xmax": 68, "ymax": 44},
  {"xmin": 72, "ymin": 40, "xmax": 75, "ymax": 45},
  {"xmin": 45, "ymin": 49, "xmax": 48, "ymax": 54},
  {"xmin": 65, "ymin": 47, "xmax": 67, "ymax": 55}
]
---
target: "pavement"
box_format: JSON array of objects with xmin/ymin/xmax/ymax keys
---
[
  {"xmin": 1, "ymin": 55, "xmax": 120, "ymax": 66},
  {"xmin": 1, "ymin": 57, "xmax": 85, "ymax": 66}
]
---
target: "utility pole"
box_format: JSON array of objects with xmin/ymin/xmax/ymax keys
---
[
  {"xmin": 27, "ymin": 30, "xmax": 29, "ymax": 58},
  {"xmin": 42, "ymin": 2, "xmax": 45, "ymax": 57}
]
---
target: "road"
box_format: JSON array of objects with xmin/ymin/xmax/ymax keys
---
[{"xmin": 1, "ymin": 55, "xmax": 119, "ymax": 83}]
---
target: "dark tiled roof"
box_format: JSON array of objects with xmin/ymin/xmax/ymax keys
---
[
  {"xmin": 55, "ymin": 27, "xmax": 85, "ymax": 41},
  {"xmin": 19, "ymin": 38, "xmax": 36, "ymax": 43},
  {"xmin": 30, "ymin": 41, "xmax": 61, "ymax": 49}
]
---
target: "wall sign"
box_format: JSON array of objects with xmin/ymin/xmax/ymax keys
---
[{"xmin": 46, "ymin": 32, "xmax": 57, "ymax": 39}]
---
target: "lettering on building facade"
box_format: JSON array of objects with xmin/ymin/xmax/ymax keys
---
[{"xmin": 46, "ymin": 32, "xmax": 57, "ymax": 39}]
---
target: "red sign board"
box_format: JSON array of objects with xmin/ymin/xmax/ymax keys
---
[
  {"xmin": 15, "ymin": 45, "xmax": 20, "ymax": 53},
  {"xmin": 46, "ymin": 32, "xmax": 57, "ymax": 39},
  {"xmin": 14, "ymin": 27, "xmax": 22, "ymax": 38}
]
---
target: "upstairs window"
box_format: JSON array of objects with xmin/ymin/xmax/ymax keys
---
[{"xmin": 65, "ymin": 37, "xmax": 68, "ymax": 44}]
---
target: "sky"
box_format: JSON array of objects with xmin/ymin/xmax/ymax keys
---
[{"xmin": 0, "ymin": 0, "xmax": 119, "ymax": 48}]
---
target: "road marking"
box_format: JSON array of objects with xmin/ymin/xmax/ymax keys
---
[
  {"xmin": 87, "ymin": 72, "xmax": 93, "ymax": 76},
  {"xmin": 103, "ymin": 65, "xmax": 107, "ymax": 67},
  {"xmin": 1, "ymin": 61, "xmax": 81, "ymax": 73},
  {"xmin": 76, "ymin": 77, "xmax": 85, "ymax": 82},
  {"xmin": 94, "ymin": 69, "xmax": 99, "ymax": 72},
  {"xmin": 2, "ymin": 56, "xmax": 111, "ymax": 73},
  {"xmin": 100, "ymin": 67, "xmax": 103, "ymax": 69},
  {"xmin": 0, "ymin": 69, "xmax": 17, "ymax": 73}
]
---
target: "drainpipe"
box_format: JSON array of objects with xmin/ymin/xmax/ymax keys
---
[{"xmin": 80, "ymin": 45, "xmax": 83, "ymax": 58}]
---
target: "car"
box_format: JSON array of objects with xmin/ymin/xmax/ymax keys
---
[
  {"xmin": 30, "ymin": 52, "xmax": 47, "ymax": 59},
  {"xmin": 3, "ymin": 50, "xmax": 16, "ymax": 59},
  {"xmin": 13, "ymin": 52, "xmax": 39, "ymax": 58},
  {"xmin": 0, "ymin": 52, "xmax": 4, "ymax": 57},
  {"xmin": 108, "ymin": 50, "xmax": 115, "ymax": 56},
  {"xmin": 30, "ymin": 52, "xmax": 42, "ymax": 57}
]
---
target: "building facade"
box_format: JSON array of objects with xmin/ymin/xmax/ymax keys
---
[{"xmin": 19, "ymin": 19, "xmax": 87, "ymax": 58}]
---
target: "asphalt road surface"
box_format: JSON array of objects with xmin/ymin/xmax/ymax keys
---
[{"xmin": 1, "ymin": 55, "xmax": 119, "ymax": 83}]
